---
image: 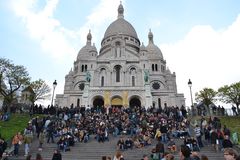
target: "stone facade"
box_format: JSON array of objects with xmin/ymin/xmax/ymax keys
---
[{"xmin": 55, "ymin": 3, "xmax": 185, "ymax": 109}]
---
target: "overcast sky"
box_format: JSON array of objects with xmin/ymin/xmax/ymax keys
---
[{"xmin": 1, "ymin": 0, "xmax": 240, "ymax": 107}]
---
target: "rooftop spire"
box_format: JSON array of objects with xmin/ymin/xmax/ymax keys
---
[
  {"xmin": 118, "ymin": 1, "xmax": 124, "ymax": 19},
  {"xmin": 148, "ymin": 29, "xmax": 154, "ymax": 44},
  {"xmin": 87, "ymin": 29, "xmax": 92, "ymax": 45}
]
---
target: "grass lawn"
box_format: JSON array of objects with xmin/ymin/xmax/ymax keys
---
[
  {"xmin": 0, "ymin": 113, "xmax": 31, "ymax": 141},
  {"xmin": 219, "ymin": 116, "xmax": 240, "ymax": 135},
  {"xmin": 190, "ymin": 115, "xmax": 240, "ymax": 142}
]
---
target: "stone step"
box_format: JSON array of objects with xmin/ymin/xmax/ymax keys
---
[{"xmin": 8, "ymin": 135, "xmax": 225, "ymax": 160}]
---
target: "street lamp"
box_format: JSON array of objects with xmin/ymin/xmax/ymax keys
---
[
  {"xmin": 188, "ymin": 79, "xmax": 194, "ymax": 107},
  {"xmin": 51, "ymin": 80, "xmax": 57, "ymax": 106}
]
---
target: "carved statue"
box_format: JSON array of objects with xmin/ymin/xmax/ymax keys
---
[
  {"xmin": 144, "ymin": 70, "xmax": 149, "ymax": 83},
  {"xmin": 86, "ymin": 71, "xmax": 91, "ymax": 82}
]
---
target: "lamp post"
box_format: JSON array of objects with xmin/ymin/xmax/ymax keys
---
[
  {"xmin": 51, "ymin": 80, "xmax": 57, "ymax": 106},
  {"xmin": 188, "ymin": 79, "xmax": 194, "ymax": 107}
]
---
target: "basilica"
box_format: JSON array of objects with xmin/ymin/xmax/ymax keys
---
[{"xmin": 55, "ymin": 3, "xmax": 185, "ymax": 109}]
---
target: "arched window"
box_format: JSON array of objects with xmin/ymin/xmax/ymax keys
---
[
  {"xmin": 77, "ymin": 98, "xmax": 80, "ymax": 107},
  {"xmin": 115, "ymin": 41, "xmax": 121, "ymax": 57},
  {"xmin": 132, "ymin": 76, "xmax": 135, "ymax": 86},
  {"xmin": 85, "ymin": 65, "xmax": 87, "ymax": 71},
  {"xmin": 155, "ymin": 64, "xmax": 158, "ymax": 71},
  {"xmin": 158, "ymin": 98, "xmax": 161, "ymax": 108},
  {"xmin": 81, "ymin": 65, "xmax": 84, "ymax": 72},
  {"xmin": 152, "ymin": 64, "xmax": 154, "ymax": 71},
  {"xmin": 101, "ymin": 76, "xmax": 104, "ymax": 87},
  {"xmin": 114, "ymin": 65, "xmax": 121, "ymax": 82}
]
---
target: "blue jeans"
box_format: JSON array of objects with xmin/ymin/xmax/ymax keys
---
[
  {"xmin": 161, "ymin": 133, "xmax": 167, "ymax": 143},
  {"xmin": 14, "ymin": 144, "xmax": 19, "ymax": 155},
  {"xmin": 25, "ymin": 143, "xmax": 29, "ymax": 155}
]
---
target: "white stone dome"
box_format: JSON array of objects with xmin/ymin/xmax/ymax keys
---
[
  {"xmin": 103, "ymin": 3, "xmax": 138, "ymax": 40},
  {"xmin": 146, "ymin": 30, "xmax": 163, "ymax": 59},
  {"xmin": 104, "ymin": 18, "xmax": 138, "ymax": 39},
  {"xmin": 77, "ymin": 31, "xmax": 97, "ymax": 60}
]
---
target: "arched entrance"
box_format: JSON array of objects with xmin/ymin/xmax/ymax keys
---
[
  {"xmin": 129, "ymin": 97, "xmax": 141, "ymax": 108},
  {"xmin": 93, "ymin": 97, "xmax": 104, "ymax": 110},
  {"xmin": 111, "ymin": 96, "xmax": 123, "ymax": 108}
]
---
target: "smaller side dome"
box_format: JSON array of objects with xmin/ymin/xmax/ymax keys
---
[
  {"xmin": 140, "ymin": 42, "xmax": 147, "ymax": 51},
  {"xmin": 146, "ymin": 29, "xmax": 163, "ymax": 59},
  {"xmin": 77, "ymin": 31, "xmax": 98, "ymax": 60}
]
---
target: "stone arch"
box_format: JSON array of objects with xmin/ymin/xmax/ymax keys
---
[
  {"xmin": 127, "ymin": 65, "xmax": 139, "ymax": 73},
  {"xmin": 74, "ymin": 81, "xmax": 85, "ymax": 90},
  {"xmin": 129, "ymin": 95, "xmax": 142, "ymax": 108},
  {"xmin": 92, "ymin": 96, "xmax": 104, "ymax": 109},
  {"xmin": 150, "ymin": 80, "xmax": 166, "ymax": 89},
  {"xmin": 114, "ymin": 65, "xmax": 122, "ymax": 82},
  {"xmin": 96, "ymin": 65, "xmax": 110, "ymax": 72},
  {"xmin": 111, "ymin": 95, "xmax": 123, "ymax": 107},
  {"xmin": 153, "ymin": 101, "xmax": 156, "ymax": 108}
]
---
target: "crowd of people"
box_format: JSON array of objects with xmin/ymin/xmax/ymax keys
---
[{"xmin": 0, "ymin": 103, "xmax": 239, "ymax": 160}]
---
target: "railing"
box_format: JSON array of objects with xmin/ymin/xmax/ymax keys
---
[{"xmin": 189, "ymin": 107, "xmax": 238, "ymax": 117}]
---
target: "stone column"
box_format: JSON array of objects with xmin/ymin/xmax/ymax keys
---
[
  {"xmin": 82, "ymin": 82, "xmax": 89, "ymax": 108},
  {"xmin": 145, "ymin": 82, "xmax": 152, "ymax": 109}
]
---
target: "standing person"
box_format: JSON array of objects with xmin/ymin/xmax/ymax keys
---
[
  {"xmin": 47, "ymin": 122, "xmax": 55, "ymax": 143},
  {"xmin": 24, "ymin": 126, "xmax": 33, "ymax": 156},
  {"xmin": 210, "ymin": 128, "xmax": 218, "ymax": 151},
  {"xmin": 38, "ymin": 130, "xmax": 45, "ymax": 151},
  {"xmin": 160, "ymin": 124, "xmax": 168, "ymax": 143},
  {"xmin": 52, "ymin": 149, "xmax": 62, "ymax": 160},
  {"xmin": 194, "ymin": 125, "xmax": 203, "ymax": 148},
  {"xmin": 155, "ymin": 141, "xmax": 164, "ymax": 159},
  {"xmin": 12, "ymin": 132, "xmax": 23, "ymax": 157}
]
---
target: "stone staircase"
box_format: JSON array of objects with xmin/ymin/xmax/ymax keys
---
[{"xmin": 8, "ymin": 135, "xmax": 225, "ymax": 160}]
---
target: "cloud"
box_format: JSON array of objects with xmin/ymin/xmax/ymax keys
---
[
  {"xmin": 10, "ymin": 0, "xmax": 77, "ymax": 62},
  {"xmin": 10, "ymin": 0, "xmax": 122, "ymax": 61},
  {"xmin": 9, "ymin": 0, "xmax": 122, "ymax": 104},
  {"xmin": 160, "ymin": 14, "xmax": 240, "ymax": 107},
  {"xmin": 77, "ymin": 0, "xmax": 123, "ymax": 49}
]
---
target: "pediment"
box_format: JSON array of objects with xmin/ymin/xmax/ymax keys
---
[{"xmin": 97, "ymin": 47, "xmax": 140, "ymax": 61}]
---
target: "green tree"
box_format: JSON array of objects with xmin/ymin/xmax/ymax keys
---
[
  {"xmin": 29, "ymin": 79, "xmax": 51, "ymax": 104},
  {"xmin": 195, "ymin": 88, "xmax": 217, "ymax": 115},
  {"xmin": 218, "ymin": 82, "xmax": 240, "ymax": 111},
  {"xmin": 0, "ymin": 58, "xmax": 30, "ymax": 111}
]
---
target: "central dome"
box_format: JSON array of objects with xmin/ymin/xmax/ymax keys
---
[
  {"xmin": 103, "ymin": 3, "xmax": 138, "ymax": 40},
  {"xmin": 104, "ymin": 18, "xmax": 138, "ymax": 39}
]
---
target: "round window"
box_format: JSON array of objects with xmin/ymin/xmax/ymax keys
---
[
  {"xmin": 79, "ymin": 83, "xmax": 85, "ymax": 90},
  {"xmin": 152, "ymin": 82, "xmax": 160, "ymax": 90}
]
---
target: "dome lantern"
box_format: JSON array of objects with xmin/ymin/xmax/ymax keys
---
[
  {"xmin": 87, "ymin": 30, "xmax": 92, "ymax": 45},
  {"xmin": 148, "ymin": 29, "xmax": 154, "ymax": 44},
  {"xmin": 118, "ymin": 1, "xmax": 124, "ymax": 19}
]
